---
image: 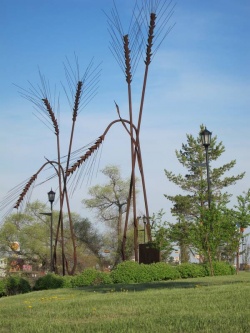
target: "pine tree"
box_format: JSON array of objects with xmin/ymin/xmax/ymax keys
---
[
  {"xmin": 164, "ymin": 125, "xmax": 245, "ymax": 266},
  {"xmin": 165, "ymin": 125, "xmax": 245, "ymax": 214}
]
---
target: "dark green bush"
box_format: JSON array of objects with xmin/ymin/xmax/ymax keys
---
[
  {"xmin": 204, "ymin": 262, "xmax": 236, "ymax": 276},
  {"xmin": 0, "ymin": 279, "xmax": 7, "ymax": 297},
  {"xmin": 177, "ymin": 263, "xmax": 207, "ymax": 279},
  {"xmin": 71, "ymin": 268, "xmax": 113, "ymax": 287},
  {"xmin": 33, "ymin": 273, "xmax": 64, "ymax": 290},
  {"xmin": 5, "ymin": 276, "xmax": 31, "ymax": 295}
]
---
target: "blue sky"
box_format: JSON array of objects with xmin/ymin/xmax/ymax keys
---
[{"xmin": 1, "ymin": 0, "xmax": 250, "ymax": 225}]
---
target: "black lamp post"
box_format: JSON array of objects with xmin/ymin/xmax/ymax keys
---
[
  {"xmin": 143, "ymin": 215, "xmax": 147, "ymax": 243},
  {"xmin": 47, "ymin": 189, "xmax": 55, "ymax": 272},
  {"xmin": 200, "ymin": 127, "xmax": 212, "ymax": 208}
]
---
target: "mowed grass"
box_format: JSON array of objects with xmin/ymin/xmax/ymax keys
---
[{"xmin": 0, "ymin": 273, "xmax": 249, "ymax": 333}]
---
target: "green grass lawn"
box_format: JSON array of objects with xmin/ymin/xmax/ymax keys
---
[{"xmin": 0, "ymin": 272, "xmax": 249, "ymax": 333}]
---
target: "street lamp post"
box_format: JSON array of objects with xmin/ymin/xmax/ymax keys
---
[
  {"xmin": 47, "ymin": 189, "xmax": 55, "ymax": 272},
  {"xmin": 200, "ymin": 127, "xmax": 212, "ymax": 208},
  {"xmin": 142, "ymin": 215, "xmax": 147, "ymax": 243}
]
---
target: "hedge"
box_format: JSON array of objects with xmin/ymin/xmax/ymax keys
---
[
  {"xmin": 71, "ymin": 268, "xmax": 113, "ymax": 287},
  {"xmin": 177, "ymin": 263, "xmax": 207, "ymax": 278},
  {"xmin": 1, "ymin": 261, "xmax": 236, "ymax": 295},
  {"xmin": 110, "ymin": 261, "xmax": 181, "ymax": 284},
  {"xmin": 0, "ymin": 276, "xmax": 31, "ymax": 297}
]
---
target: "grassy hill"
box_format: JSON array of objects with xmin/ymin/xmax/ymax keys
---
[{"xmin": 0, "ymin": 272, "xmax": 249, "ymax": 332}]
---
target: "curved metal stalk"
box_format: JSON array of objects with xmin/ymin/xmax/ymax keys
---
[
  {"xmin": 134, "ymin": 13, "xmax": 157, "ymax": 242},
  {"xmin": 123, "ymin": 34, "xmax": 138, "ymax": 262},
  {"xmin": 122, "ymin": 12, "xmax": 157, "ymax": 255},
  {"xmin": 60, "ymin": 81, "xmax": 83, "ymax": 275},
  {"xmin": 42, "ymin": 97, "xmax": 66, "ymax": 275}
]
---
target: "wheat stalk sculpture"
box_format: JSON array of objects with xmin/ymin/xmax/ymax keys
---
[{"xmin": 1, "ymin": 0, "xmax": 175, "ymax": 268}]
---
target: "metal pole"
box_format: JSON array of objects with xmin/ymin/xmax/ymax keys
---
[
  {"xmin": 205, "ymin": 146, "xmax": 211, "ymax": 208},
  {"xmin": 236, "ymin": 248, "xmax": 239, "ymax": 274},
  {"xmin": 50, "ymin": 201, "xmax": 53, "ymax": 273},
  {"xmin": 144, "ymin": 222, "xmax": 146, "ymax": 244}
]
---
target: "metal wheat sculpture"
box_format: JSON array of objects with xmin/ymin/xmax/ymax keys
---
[
  {"xmin": 1, "ymin": 0, "xmax": 175, "ymax": 269},
  {"xmin": 10, "ymin": 59, "xmax": 101, "ymax": 275},
  {"xmin": 106, "ymin": 0, "xmax": 176, "ymax": 260}
]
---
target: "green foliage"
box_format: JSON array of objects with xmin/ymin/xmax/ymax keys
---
[
  {"xmin": 82, "ymin": 165, "xmax": 139, "ymax": 264},
  {"xmin": 1, "ymin": 261, "xmax": 236, "ymax": 296},
  {"xmin": 0, "ymin": 279, "xmax": 7, "ymax": 297},
  {"xmin": 110, "ymin": 261, "xmax": 141, "ymax": 283},
  {"xmin": 0, "ymin": 203, "xmax": 106, "ymax": 274},
  {"xmin": 134, "ymin": 264, "xmax": 154, "ymax": 282},
  {"xmin": 204, "ymin": 261, "xmax": 236, "ymax": 276},
  {"xmin": 234, "ymin": 189, "xmax": 250, "ymax": 229},
  {"xmin": 61, "ymin": 275, "xmax": 75, "ymax": 288},
  {"xmin": 4, "ymin": 275, "xmax": 31, "ymax": 295},
  {"xmin": 110, "ymin": 261, "xmax": 235, "ymax": 285},
  {"xmin": 0, "ymin": 201, "xmax": 51, "ymax": 270},
  {"xmin": 33, "ymin": 273, "xmax": 64, "ymax": 290},
  {"xmin": 189, "ymin": 204, "xmax": 239, "ymax": 263},
  {"xmin": 168, "ymin": 219, "xmax": 191, "ymax": 263},
  {"xmin": 73, "ymin": 217, "xmax": 103, "ymax": 257},
  {"xmin": 176, "ymin": 263, "xmax": 207, "ymax": 278},
  {"xmin": 148, "ymin": 262, "xmax": 180, "ymax": 281},
  {"xmin": 83, "ymin": 165, "xmax": 132, "ymax": 226},
  {"xmin": 151, "ymin": 210, "xmax": 174, "ymax": 261},
  {"xmin": 71, "ymin": 268, "xmax": 113, "ymax": 287},
  {"xmin": 110, "ymin": 261, "xmax": 180, "ymax": 283},
  {"xmin": 165, "ymin": 125, "xmax": 245, "ymax": 211},
  {"xmin": 164, "ymin": 125, "xmax": 245, "ymax": 268}
]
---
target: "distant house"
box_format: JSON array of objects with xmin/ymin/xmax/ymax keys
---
[{"xmin": 0, "ymin": 257, "xmax": 7, "ymax": 277}]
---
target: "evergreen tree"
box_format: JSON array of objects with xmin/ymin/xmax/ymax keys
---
[
  {"xmin": 234, "ymin": 189, "xmax": 250, "ymax": 229},
  {"xmin": 165, "ymin": 125, "xmax": 245, "ymax": 214},
  {"xmin": 164, "ymin": 125, "xmax": 245, "ymax": 266}
]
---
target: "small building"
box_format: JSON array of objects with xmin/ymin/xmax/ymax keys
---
[{"xmin": 0, "ymin": 257, "xmax": 7, "ymax": 277}]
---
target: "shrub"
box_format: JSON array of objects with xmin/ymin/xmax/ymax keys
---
[
  {"xmin": 5, "ymin": 276, "xmax": 31, "ymax": 295},
  {"xmin": 149, "ymin": 262, "xmax": 180, "ymax": 281},
  {"xmin": 204, "ymin": 262, "xmax": 236, "ymax": 276},
  {"xmin": 110, "ymin": 261, "xmax": 141, "ymax": 284},
  {"xmin": 110, "ymin": 261, "xmax": 180, "ymax": 284},
  {"xmin": 61, "ymin": 275, "xmax": 75, "ymax": 288},
  {"xmin": 33, "ymin": 273, "xmax": 64, "ymax": 290},
  {"xmin": 0, "ymin": 279, "xmax": 7, "ymax": 297},
  {"xmin": 177, "ymin": 263, "xmax": 207, "ymax": 279},
  {"xmin": 136, "ymin": 264, "xmax": 155, "ymax": 283},
  {"xmin": 72, "ymin": 268, "xmax": 113, "ymax": 287}
]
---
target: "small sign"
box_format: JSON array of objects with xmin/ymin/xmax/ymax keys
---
[{"xmin": 23, "ymin": 265, "xmax": 32, "ymax": 271}]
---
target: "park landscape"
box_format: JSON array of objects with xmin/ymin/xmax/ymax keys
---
[
  {"xmin": 0, "ymin": 272, "xmax": 250, "ymax": 332},
  {"xmin": 0, "ymin": 1, "xmax": 250, "ymax": 332}
]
